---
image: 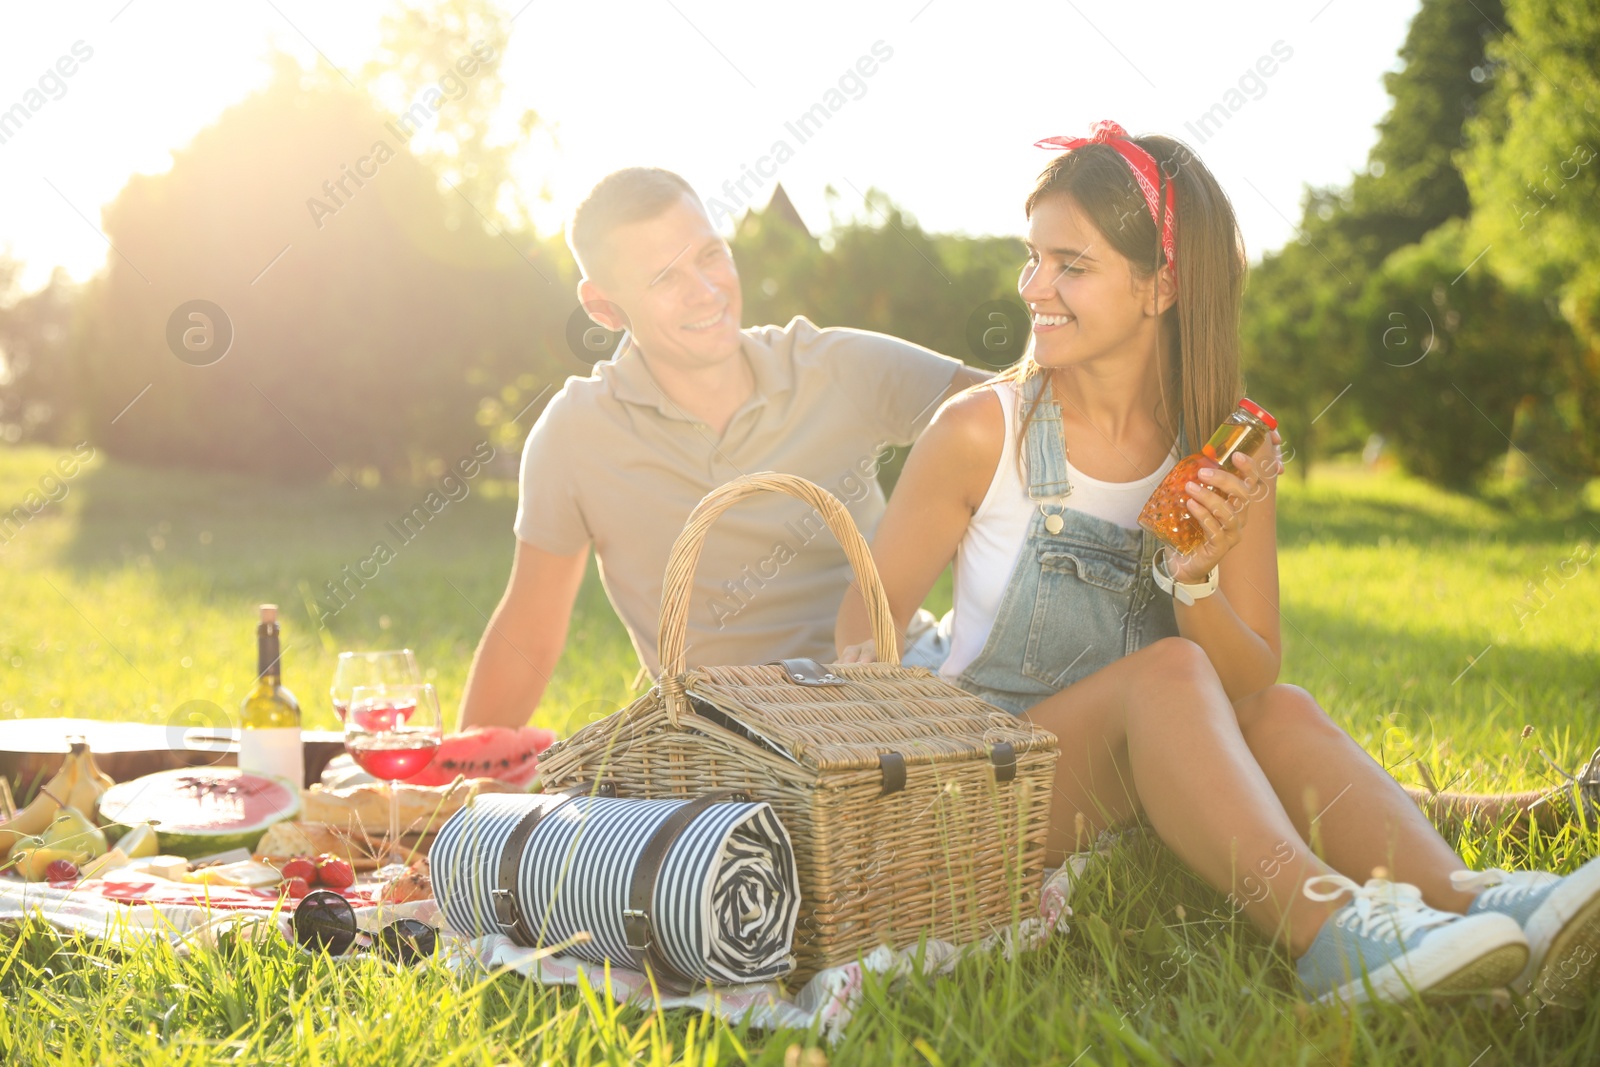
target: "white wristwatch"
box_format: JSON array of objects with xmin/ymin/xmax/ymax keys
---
[{"xmin": 1152, "ymin": 558, "xmax": 1219, "ymax": 606}]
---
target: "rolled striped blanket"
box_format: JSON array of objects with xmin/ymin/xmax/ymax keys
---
[{"xmin": 432, "ymin": 791, "xmax": 799, "ymax": 986}]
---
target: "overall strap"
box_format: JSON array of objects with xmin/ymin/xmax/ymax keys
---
[
  {"xmin": 1022, "ymin": 376, "xmax": 1192, "ymax": 501},
  {"xmin": 1020, "ymin": 374, "xmax": 1072, "ymax": 501}
]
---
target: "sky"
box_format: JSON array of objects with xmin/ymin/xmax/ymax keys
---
[{"xmin": 0, "ymin": 0, "xmax": 1422, "ymax": 293}]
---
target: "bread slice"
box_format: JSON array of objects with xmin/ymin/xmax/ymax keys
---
[{"xmin": 298, "ymin": 777, "xmax": 521, "ymax": 835}]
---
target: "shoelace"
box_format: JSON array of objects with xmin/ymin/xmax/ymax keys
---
[
  {"xmin": 1302, "ymin": 874, "xmax": 1457, "ymax": 944},
  {"xmin": 1448, "ymin": 867, "xmax": 1560, "ymax": 906}
]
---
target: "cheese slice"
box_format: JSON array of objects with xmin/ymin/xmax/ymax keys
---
[
  {"xmin": 78, "ymin": 848, "xmax": 131, "ymax": 880},
  {"xmin": 181, "ymin": 859, "xmax": 283, "ymax": 888},
  {"xmin": 122, "ymin": 855, "xmax": 191, "ymax": 881}
]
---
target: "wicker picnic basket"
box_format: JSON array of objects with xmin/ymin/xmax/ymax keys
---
[{"xmin": 536, "ymin": 472, "xmax": 1059, "ymax": 984}]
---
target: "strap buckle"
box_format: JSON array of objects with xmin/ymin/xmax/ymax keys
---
[
  {"xmin": 770, "ymin": 657, "xmax": 847, "ymax": 687},
  {"xmin": 621, "ymin": 908, "xmax": 653, "ymax": 953},
  {"xmin": 491, "ymin": 887, "xmax": 523, "ymax": 939},
  {"xmin": 492, "ymin": 782, "xmax": 612, "ymax": 947}
]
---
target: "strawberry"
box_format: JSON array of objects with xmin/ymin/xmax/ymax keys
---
[
  {"xmin": 282, "ymin": 876, "xmax": 312, "ymax": 899},
  {"xmin": 315, "ymin": 856, "xmax": 355, "ymax": 889},
  {"xmin": 280, "ymin": 857, "xmax": 318, "ymax": 883}
]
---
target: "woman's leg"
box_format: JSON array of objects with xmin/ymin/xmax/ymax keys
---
[
  {"xmin": 1024, "ymin": 636, "xmax": 1342, "ymax": 956},
  {"xmin": 1231, "ymin": 685, "xmax": 1478, "ymax": 913}
]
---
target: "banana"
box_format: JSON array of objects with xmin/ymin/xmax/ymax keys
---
[
  {"xmin": 65, "ymin": 760, "xmax": 105, "ymax": 822},
  {"xmin": 69, "ymin": 737, "xmax": 115, "ymax": 795},
  {"xmin": 0, "ymin": 754, "xmax": 80, "ymax": 862},
  {"xmin": 68, "ymin": 741, "xmax": 113, "ymax": 823},
  {"xmin": 1, "ymin": 741, "xmax": 117, "ymax": 864}
]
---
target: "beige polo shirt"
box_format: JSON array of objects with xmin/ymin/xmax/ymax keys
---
[{"xmin": 514, "ymin": 316, "xmax": 963, "ymax": 676}]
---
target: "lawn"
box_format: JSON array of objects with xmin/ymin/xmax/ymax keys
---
[{"xmin": 2, "ymin": 443, "xmax": 1599, "ymax": 1065}]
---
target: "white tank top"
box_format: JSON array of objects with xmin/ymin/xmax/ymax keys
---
[{"xmin": 938, "ymin": 381, "xmax": 1179, "ymax": 681}]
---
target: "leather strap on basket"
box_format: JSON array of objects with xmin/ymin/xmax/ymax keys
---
[
  {"xmin": 990, "ymin": 742, "xmax": 1017, "ymax": 783},
  {"xmin": 492, "ymin": 781, "xmax": 616, "ymax": 947},
  {"xmin": 656, "ymin": 473, "xmax": 900, "ymax": 723},
  {"xmin": 622, "ymin": 788, "xmax": 748, "ymax": 994}
]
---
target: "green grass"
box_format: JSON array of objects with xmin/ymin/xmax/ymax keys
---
[{"xmin": 2, "ymin": 444, "xmax": 1599, "ymax": 1065}]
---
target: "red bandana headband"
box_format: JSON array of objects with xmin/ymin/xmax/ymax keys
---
[{"xmin": 1035, "ymin": 120, "xmax": 1177, "ymax": 271}]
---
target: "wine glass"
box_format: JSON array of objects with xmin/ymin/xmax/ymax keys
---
[
  {"xmin": 330, "ymin": 650, "xmax": 420, "ymax": 722},
  {"xmin": 345, "ymin": 683, "xmax": 442, "ymax": 874}
]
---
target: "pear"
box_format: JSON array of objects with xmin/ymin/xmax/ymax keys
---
[
  {"xmin": 3, "ymin": 834, "xmax": 45, "ymax": 876},
  {"xmin": 40, "ymin": 807, "xmax": 108, "ymax": 863},
  {"xmin": 9, "ymin": 837, "xmax": 85, "ymax": 881}
]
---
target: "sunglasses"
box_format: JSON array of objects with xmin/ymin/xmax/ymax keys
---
[{"xmin": 292, "ymin": 889, "xmax": 438, "ymax": 965}]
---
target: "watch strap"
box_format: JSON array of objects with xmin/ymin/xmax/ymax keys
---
[{"xmin": 1152, "ymin": 558, "xmax": 1219, "ymax": 606}]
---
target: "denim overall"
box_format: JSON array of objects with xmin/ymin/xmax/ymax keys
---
[{"xmin": 951, "ymin": 377, "xmax": 1188, "ymax": 716}]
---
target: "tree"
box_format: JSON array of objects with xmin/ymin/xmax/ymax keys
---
[
  {"xmin": 1355, "ymin": 220, "xmax": 1581, "ymax": 489},
  {"xmin": 1239, "ymin": 206, "xmax": 1369, "ymax": 481},
  {"xmin": 1461, "ymin": 0, "xmax": 1600, "ymax": 477},
  {"xmin": 730, "ymin": 188, "xmax": 1023, "ymax": 489},
  {"xmin": 0, "ymin": 260, "xmax": 80, "ymax": 445},
  {"xmin": 78, "ymin": 52, "xmax": 569, "ymax": 480},
  {"xmin": 362, "ymin": 0, "xmax": 554, "ymax": 232},
  {"xmin": 1337, "ymin": 0, "xmax": 1504, "ymax": 263},
  {"xmin": 1241, "ymin": 0, "xmax": 1506, "ymax": 479}
]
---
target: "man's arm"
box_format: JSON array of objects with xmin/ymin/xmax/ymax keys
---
[
  {"xmin": 457, "ymin": 539, "xmax": 590, "ymax": 730},
  {"xmin": 946, "ymin": 363, "xmax": 993, "ymax": 398}
]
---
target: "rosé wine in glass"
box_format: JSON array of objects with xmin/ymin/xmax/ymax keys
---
[
  {"xmin": 345, "ymin": 683, "xmax": 441, "ymax": 875},
  {"xmin": 347, "ymin": 731, "xmax": 439, "ymax": 780}
]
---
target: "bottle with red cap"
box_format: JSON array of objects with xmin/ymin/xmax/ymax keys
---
[{"xmin": 1138, "ymin": 398, "xmax": 1278, "ymax": 555}]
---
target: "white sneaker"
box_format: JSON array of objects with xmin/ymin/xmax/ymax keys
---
[
  {"xmin": 1453, "ymin": 857, "xmax": 1600, "ymax": 1006},
  {"xmin": 1296, "ymin": 874, "xmax": 1528, "ymax": 1006}
]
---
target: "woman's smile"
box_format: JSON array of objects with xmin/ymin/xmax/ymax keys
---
[{"xmin": 1031, "ymin": 311, "xmax": 1075, "ymax": 332}]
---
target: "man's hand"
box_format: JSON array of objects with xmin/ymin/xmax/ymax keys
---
[{"xmin": 457, "ymin": 539, "xmax": 589, "ymax": 730}]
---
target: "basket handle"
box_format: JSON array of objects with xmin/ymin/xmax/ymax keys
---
[{"xmin": 656, "ymin": 472, "xmax": 902, "ymax": 683}]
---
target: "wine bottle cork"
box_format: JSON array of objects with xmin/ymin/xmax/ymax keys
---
[{"xmin": 259, "ymin": 604, "xmax": 278, "ymax": 623}]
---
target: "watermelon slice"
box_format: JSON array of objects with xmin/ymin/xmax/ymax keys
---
[
  {"xmin": 403, "ymin": 725, "xmax": 555, "ymax": 787},
  {"xmin": 98, "ymin": 768, "xmax": 301, "ymax": 858}
]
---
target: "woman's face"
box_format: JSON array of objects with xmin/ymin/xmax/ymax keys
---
[{"xmin": 1018, "ymin": 194, "xmax": 1163, "ymax": 370}]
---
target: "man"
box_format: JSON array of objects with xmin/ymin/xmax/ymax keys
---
[{"xmin": 458, "ymin": 168, "xmax": 985, "ymax": 729}]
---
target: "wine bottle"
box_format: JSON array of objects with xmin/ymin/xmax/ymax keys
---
[{"xmin": 238, "ymin": 604, "xmax": 303, "ymax": 786}]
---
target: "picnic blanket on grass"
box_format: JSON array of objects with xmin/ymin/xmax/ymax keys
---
[{"xmin": 0, "ymin": 862, "xmax": 1082, "ymax": 1037}]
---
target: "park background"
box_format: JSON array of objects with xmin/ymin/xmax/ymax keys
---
[{"xmin": 2, "ymin": 0, "xmax": 1600, "ymax": 1063}]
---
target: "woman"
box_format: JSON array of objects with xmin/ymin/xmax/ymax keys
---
[{"xmin": 836, "ymin": 122, "xmax": 1600, "ymax": 1008}]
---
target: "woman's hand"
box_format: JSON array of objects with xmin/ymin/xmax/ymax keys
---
[
  {"xmin": 1170, "ymin": 430, "xmax": 1283, "ymax": 584},
  {"xmin": 834, "ymin": 639, "xmax": 877, "ymax": 665}
]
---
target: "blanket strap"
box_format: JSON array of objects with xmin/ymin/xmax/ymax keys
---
[
  {"xmin": 492, "ymin": 780, "xmax": 615, "ymax": 947},
  {"xmin": 622, "ymin": 788, "xmax": 749, "ymax": 994}
]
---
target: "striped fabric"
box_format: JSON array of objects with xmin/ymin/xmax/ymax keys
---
[{"xmin": 432, "ymin": 792, "xmax": 799, "ymax": 985}]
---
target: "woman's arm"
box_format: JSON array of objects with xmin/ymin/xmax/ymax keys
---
[
  {"xmin": 1168, "ymin": 439, "xmax": 1285, "ymax": 698},
  {"xmin": 836, "ymin": 387, "xmax": 1004, "ymax": 662}
]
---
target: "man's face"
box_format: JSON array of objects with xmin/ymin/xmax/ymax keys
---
[{"xmin": 586, "ymin": 194, "xmax": 743, "ymax": 370}]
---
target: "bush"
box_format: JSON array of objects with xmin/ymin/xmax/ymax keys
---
[{"xmin": 1353, "ymin": 220, "xmax": 1584, "ymax": 489}]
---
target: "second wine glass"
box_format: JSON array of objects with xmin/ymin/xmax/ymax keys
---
[
  {"xmin": 344, "ymin": 682, "xmax": 441, "ymax": 874},
  {"xmin": 330, "ymin": 650, "xmax": 420, "ymax": 722}
]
